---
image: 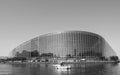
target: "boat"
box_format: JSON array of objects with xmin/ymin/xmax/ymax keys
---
[{"xmin": 54, "ymin": 63, "xmax": 71, "ymax": 70}]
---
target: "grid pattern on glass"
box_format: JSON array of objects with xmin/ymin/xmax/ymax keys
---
[{"xmin": 12, "ymin": 31, "xmax": 116, "ymax": 62}]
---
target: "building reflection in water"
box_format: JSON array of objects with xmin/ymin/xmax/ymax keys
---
[
  {"xmin": 54, "ymin": 63, "xmax": 120, "ymax": 75},
  {"xmin": 0, "ymin": 63, "xmax": 118, "ymax": 75}
]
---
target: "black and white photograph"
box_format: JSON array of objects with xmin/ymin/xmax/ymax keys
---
[{"xmin": 0, "ymin": 0, "xmax": 120, "ymax": 75}]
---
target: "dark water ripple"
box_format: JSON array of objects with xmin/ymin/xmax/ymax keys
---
[{"xmin": 0, "ymin": 63, "xmax": 120, "ymax": 75}]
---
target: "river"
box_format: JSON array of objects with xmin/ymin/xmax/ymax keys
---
[{"xmin": 0, "ymin": 63, "xmax": 120, "ymax": 75}]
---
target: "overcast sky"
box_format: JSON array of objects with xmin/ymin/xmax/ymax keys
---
[{"xmin": 0, "ymin": 0, "xmax": 120, "ymax": 57}]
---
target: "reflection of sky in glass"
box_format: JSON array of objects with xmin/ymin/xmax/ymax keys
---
[{"xmin": 13, "ymin": 31, "xmax": 116, "ymax": 58}]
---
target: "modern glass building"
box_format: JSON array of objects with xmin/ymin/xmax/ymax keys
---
[{"xmin": 11, "ymin": 31, "xmax": 116, "ymax": 60}]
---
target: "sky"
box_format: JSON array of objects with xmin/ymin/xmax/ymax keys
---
[{"xmin": 0, "ymin": 0, "xmax": 120, "ymax": 57}]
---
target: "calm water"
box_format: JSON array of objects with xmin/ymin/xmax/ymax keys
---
[{"xmin": 0, "ymin": 63, "xmax": 120, "ymax": 75}]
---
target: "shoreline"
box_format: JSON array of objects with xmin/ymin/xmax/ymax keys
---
[{"xmin": 2, "ymin": 60, "xmax": 119, "ymax": 64}]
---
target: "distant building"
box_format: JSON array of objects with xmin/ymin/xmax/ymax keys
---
[
  {"xmin": 11, "ymin": 31, "xmax": 116, "ymax": 59},
  {"xmin": 0, "ymin": 56, "xmax": 8, "ymax": 60}
]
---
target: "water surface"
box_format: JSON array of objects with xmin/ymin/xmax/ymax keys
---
[{"xmin": 0, "ymin": 63, "xmax": 120, "ymax": 75}]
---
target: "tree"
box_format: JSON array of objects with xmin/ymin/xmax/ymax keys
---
[
  {"xmin": 66, "ymin": 54, "xmax": 72, "ymax": 58},
  {"xmin": 40, "ymin": 53, "xmax": 53, "ymax": 57},
  {"xmin": 99, "ymin": 56, "xmax": 106, "ymax": 60},
  {"xmin": 31, "ymin": 50, "xmax": 39, "ymax": 57},
  {"xmin": 110, "ymin": 56, "xmax": 119, "ymax": 61}
]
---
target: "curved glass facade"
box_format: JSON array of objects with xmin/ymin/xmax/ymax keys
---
[{"xmin": 12, "ymin": 31, "xmax": 116, "ymax": 59}]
